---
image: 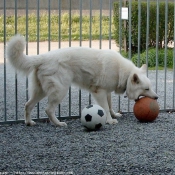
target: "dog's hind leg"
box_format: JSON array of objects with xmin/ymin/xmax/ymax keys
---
[
  {"xmin": 45, "ymin": 88, "xmax": 69, "ymax": 127},
  {"xmin": 107, "ymin": 93, "xmax": 122, "ymax": 118},
  {"xmin": 92, "ymin": 90, "xmax": 118, "ymax": 125},
  {"xmin": 25, "ymin": 88, "xmax": 46, "ymax": 126}
]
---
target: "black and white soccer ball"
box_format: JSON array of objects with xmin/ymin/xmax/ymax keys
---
[{"xmin": 81, "ymin": 104, "xmax": 107, "ymax": 131}]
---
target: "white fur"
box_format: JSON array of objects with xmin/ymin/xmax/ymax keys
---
[{"xmin": 6, "ymin": 35, "xmax": 158, "ymax": 126}]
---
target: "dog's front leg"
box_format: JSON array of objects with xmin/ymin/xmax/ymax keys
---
[
  {"xmin": 92, "ymin": 90, "xmax": 118, "ymax": 125},
  {"xmin": 107, "ymin": 93, "xmax": 122, "ymax": 118}
]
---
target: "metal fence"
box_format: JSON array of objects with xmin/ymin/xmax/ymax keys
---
[{"xmin": 1, "ymin": 0, "xmax": 175, "ymax": 124}]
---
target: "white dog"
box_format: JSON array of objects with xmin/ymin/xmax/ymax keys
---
[{"xmin": 7, "ymin": 35, "xmax": 158, "ymax": 126}]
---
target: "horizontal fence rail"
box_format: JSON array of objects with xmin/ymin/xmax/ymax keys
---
[{"xmin": 0, "ymin": 0, "xmax": 175, "ymax": 124}]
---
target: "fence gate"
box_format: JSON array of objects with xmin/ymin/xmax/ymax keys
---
[{"xmin": 1, "ymin": 0, "xmax": 175, "ymax": 124}]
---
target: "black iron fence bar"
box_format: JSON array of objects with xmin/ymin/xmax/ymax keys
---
[
  {"xmin": 37, "ymin": 0, "xmax": 40, "ymax": 119},
  {"xmin": 155, "ymin": 0, "xmax": 159, "ymax": 94},
  {"xmin": 3, "ymin": 0, "xmax": 7, "ymax": 122},
  {"xmin": 173, "ymin": 1, "xmax": 175, "ymax": 109},
  {"xmin": 164, "ymin": 0, "xmax": 168, "ymax": 109}
]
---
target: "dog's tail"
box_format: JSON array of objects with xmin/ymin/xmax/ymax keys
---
[{"xmin": 6, "ymin": 35, "xmax": 37, "ymax": 75}]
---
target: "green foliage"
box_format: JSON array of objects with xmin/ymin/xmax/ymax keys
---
[
  {"xmin": 113, "ymin": 2, "xmax": 174, "ymax": 51},
  {"xmin": 0, "ymin": 13, "xmax": 115, "ymax": 42},
  {"xmin": 132, "ymin": 48, "xmax": 174, "ymax": 68}
]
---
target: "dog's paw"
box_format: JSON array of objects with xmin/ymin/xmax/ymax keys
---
[
  {"xmin": 57, "ymin": 122, "xmax": 67, "ymax": 127},
  {"xmin": 111, "ymin": 112, "xmax": 122, "ymax": 118},
  {"xmin": 114, "ymin": 113, "xmax": 123, "ymax": 118},
  {"xmin": 110, "ymin": 109, "xmax": 122, "ymax": 118},
  {"xmin": 106, "ymin": 119, "xmax": 118, "ymax": 125},
  {"xmin": 25, "ymin": 120, "xmax": 36, "ymax": 126}
]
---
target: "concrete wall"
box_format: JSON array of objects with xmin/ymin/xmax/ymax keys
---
[
  {"xmin": 1, "ymin": 0, "xmax": 172, "ymax": 10},
  {"xmin": 0, "ymin": 0, "xmax": 111, "ymax": 10}
]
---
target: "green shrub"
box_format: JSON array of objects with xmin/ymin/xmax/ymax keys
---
[
  {"xmin": 113, "ymin": 2, "xmax": 174, "ymax": 52},
  {"xmin": 132, "ymin": 48, "xmax": 174, "ymax": 68}
]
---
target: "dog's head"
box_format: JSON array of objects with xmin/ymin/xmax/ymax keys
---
[{"xmin": 126, "ymin": 64, "xmax": 158, "ymax": 101}]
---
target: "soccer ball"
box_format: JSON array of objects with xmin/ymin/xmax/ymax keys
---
[{"xmin": 81, "ymin": 104, "xmax": 107, "ymax": 131}]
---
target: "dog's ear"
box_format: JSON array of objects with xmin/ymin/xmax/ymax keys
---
[
  {"xmin": 140, "ymin": 64, "xmax": 147, "ymax": 73},
  {"xmin": 132, "ymin": 74, "xmax": 139, "ymax": 84}
]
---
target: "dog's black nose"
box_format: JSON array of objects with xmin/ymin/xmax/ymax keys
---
[{"xmin": 154, "ymin": 96, "xmax": 158, "ymax": 100}]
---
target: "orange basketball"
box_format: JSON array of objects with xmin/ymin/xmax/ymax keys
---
[{"xmin": 133, "ymin": 97, "xmax": 159, "ymax": 122}]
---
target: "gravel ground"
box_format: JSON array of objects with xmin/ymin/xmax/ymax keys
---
[
  {"xmin": 1, "ymin": 62, "xmax": 175, "ymax": 174},
  {"xmin": 0, "ymin": 112, "xmax": 175, "ymax": 174}
]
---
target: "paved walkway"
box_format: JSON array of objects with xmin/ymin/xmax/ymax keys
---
[{"xmin": 0, "ymin": 40, "xmax": 118, "ymax": 63}]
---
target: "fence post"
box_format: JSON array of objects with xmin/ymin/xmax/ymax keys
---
[{"xmin": 123, "ymin": 0, "xmax": 127, "ymax": 52}]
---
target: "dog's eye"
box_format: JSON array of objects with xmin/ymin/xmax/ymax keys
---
[{"xmin": 145, "ymin": 88, "xmax": 149, "ymax": 91}]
